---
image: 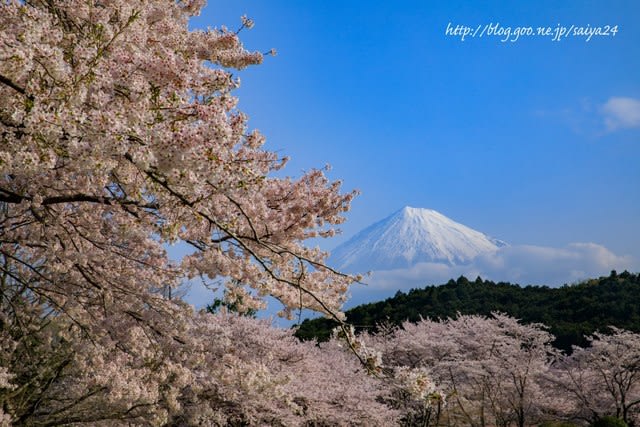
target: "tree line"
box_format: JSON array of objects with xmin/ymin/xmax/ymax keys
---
[{"xmin": 295, "ymin": 271, "xmax": 640, "ymax": 352}]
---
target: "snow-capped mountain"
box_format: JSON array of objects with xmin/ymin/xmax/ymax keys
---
[{"xmin": 330, "ymin": 206, "xmax": 507, "ymax": 272}]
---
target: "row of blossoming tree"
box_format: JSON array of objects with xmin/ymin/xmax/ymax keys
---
[
  {"xmin": 365, "ymin": 314, "xmax": 640, "ymax": 427},
  {"xmin": 1, "ymin": 304, "xmax": 639, "ymax": 426},
  {"xmin": 1, "ymin": 0, "xmax": 638, "ymax": 425}
]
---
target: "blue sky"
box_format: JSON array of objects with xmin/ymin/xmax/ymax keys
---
[{"xmin": 182, "ymin": 1, "xmax": 640, "ymax": 308}]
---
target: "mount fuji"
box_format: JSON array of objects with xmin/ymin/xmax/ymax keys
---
[{"xmin": 330, "ymin": 206, "xmax": 507, "ymax": 273}]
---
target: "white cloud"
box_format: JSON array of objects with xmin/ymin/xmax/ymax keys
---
[
  {"xmin": 601, "ymin": 97, "xmax": 640, "ymax": 131},
  {"xmin": 346, "ymin": 243, "xmax": 635, "ymax": 306},
  {"xmin": 535, "ymin": 96, "xmax": 640, "ymax": 135}
]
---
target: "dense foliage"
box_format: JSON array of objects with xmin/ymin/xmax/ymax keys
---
[{"xmin": 295, "ymin": 271, "xmax": 640, "ymax": 352}]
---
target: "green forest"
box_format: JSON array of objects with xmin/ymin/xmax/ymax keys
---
[{"xmin": 295, "ymin": 270, "xmax": 640, "ymax": 352}]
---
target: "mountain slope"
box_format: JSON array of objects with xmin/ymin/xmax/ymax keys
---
[{"xmin": 330, "ymin": 206, "xmax": 506, "ymax": 272}]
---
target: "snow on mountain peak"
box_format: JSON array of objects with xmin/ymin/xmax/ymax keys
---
[{"xmin": 330, "ymin": 206, "xmax": 507, "ymax": 273}]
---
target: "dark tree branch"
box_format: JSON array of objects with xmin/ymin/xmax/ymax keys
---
[
  {"xmin": 0, "ymin": 74, "xmax": 30, "ymax": 97},
  {"xmin": 0, "ymin": 189, "xmax": 158, "ymax": 210}
]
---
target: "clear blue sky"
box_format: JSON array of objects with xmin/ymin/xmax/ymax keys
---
[{"xmin": 185, "ymin": 1, "xmax": 640, "ymax": 301}]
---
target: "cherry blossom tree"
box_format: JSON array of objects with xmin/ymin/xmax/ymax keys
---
[
  {"xmin": 554, "ymin": 328, "xmax": 640, "ymax": 426},
  {"xmin": 0, "ymin": 307, "xmax": 399, "ymax": 425},
  {"xmin": 366, "ymin": 313, "xmax": 562, "ymax": 426},
  {"xmin": 0, "ymin": 0, "xmax": 357, "ymax": 331},
  {"xmin": 0, "ymin": 0, "xmax": 367, "ymax": 423}
]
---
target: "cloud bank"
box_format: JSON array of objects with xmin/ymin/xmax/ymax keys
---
[{"xmin": 347, "ymin": 243, "xmax": 635, "ymax": 306}]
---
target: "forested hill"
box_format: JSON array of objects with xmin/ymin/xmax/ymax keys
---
[{"xmin": 294, "ymin": 271, "xmax": 640, "ymax": 352}]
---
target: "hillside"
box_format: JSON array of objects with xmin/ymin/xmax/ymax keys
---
[{"xmin": 294, "ymin": 270, "xmax": 640, "ymax": 352}]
